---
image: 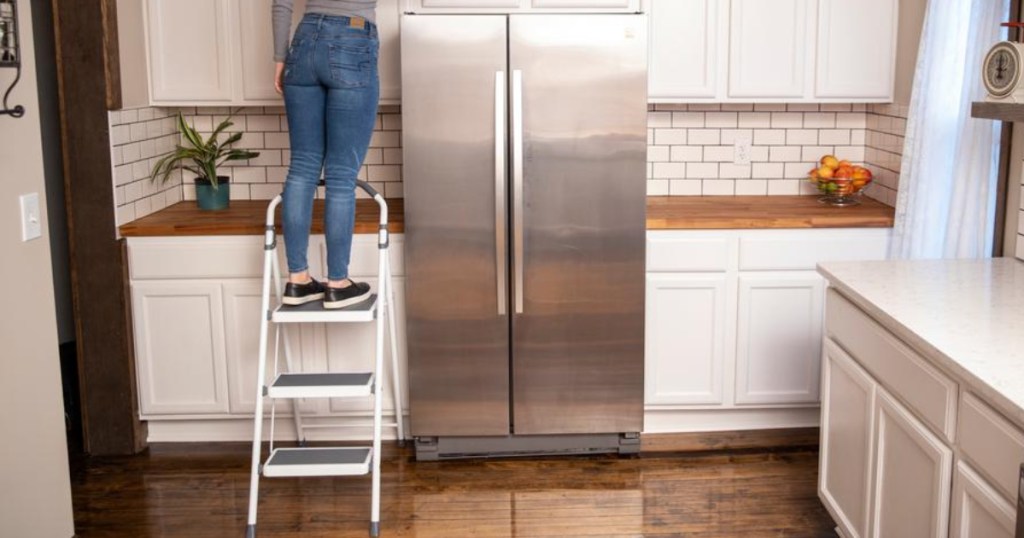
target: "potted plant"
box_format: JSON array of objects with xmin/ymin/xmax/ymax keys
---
[{"xmin": 151, "ymin": 112, "xmax": 260, "ymax": 210}]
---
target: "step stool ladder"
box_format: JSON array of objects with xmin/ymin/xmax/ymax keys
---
[{"xmin": 246, "ymin": 181, "xmax": 404, "ymax": 538}]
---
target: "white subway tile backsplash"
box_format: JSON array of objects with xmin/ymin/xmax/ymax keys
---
[
  {"xmin": 671, "ymin": 146, "xmax": 703, "ymax": 162},
  {"xmin": 706, "ymin": 112, "xmax": 739, "ymax": 128},
  {"xmin": 669, "ymin": 179, "xmax": 703, "ymax": 195},
  {"xmin": 654, "ymin": 129, "xmax": 688, "ymax": 145},
  {"xmin": 688, "ymin": 129, "xmax": 721, "ymax": 145},
  {"xmin": 771, "ymin": 113, "xmax": 803, "ymax": 128},
  {"xmin": 112, "ymin": 101, "xmax": 908, "ymax": 226},
  {"xmin": 672, "ymin": 112, "xmax": 705, "ymax": 128}
]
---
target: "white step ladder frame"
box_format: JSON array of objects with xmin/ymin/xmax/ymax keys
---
[{"xmin": 246, "ymin": 182, "xmax": 403, "ymax": 538}]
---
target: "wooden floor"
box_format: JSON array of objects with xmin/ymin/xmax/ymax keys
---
[{"xmin": 70, "ymin": 443, "xmax": 837, "ymax": 537}]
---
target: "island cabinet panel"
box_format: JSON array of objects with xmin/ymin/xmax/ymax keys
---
[
  {"xmin": 957, "ymin": 391, "xmax": 1024, "ymax": 503},
  {"xmin": 870, "ymin": 388, "xmax": 953, "ymax": 538},
  {"xmin": 826, "ymin": 290, "xmax": 957, "ymax": 441},
  {"xmin": 819, "ymin": 341, "xmax": 875, "ymax": 538},
  {"xmin": 950, "ymin": 461, "xmax": 1016, "ymax": 538},
  {"xmin": 818, "ymin": 284, "xmax": 1024, "ymax": 538}
]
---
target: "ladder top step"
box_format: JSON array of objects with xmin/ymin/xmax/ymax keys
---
[
  {"xmin": 272, "ymin": 373, "xmax": 373, "ymax": 388},
  {"xmin": 272, "ymin": 294, "xmax": 377, "ymax": 323},
  {"xmin": 267, "ymin": 373, "xmax": 374, "ymax": 399},
  {"xmin": 264, "ymin": 447, "xmax": 372, "ymax": 478}
]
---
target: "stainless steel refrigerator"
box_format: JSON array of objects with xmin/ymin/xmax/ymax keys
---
[{"xmin": 400, "ymin": 14, "xmax": 648, "ymax": 460}]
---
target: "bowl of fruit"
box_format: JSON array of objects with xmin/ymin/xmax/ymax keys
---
[{"xmin": 808, "ymin": 155, "xmax": 874, "ymax": 207}]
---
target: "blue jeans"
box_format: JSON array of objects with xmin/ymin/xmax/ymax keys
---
[{"xmin": 282, "ymin": 14, "xmax": 379, "ymax": 281}]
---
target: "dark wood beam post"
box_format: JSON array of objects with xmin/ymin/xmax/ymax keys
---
[{"xmin": 52, "ymin": 0, "xmax": 146, "ymax": 455}]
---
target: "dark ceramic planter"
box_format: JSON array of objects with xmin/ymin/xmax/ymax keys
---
[{"xmin": 195, "ymin": 176, "xmax": 230, "ymax": 211}]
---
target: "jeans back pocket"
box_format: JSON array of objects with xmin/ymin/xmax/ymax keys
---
[{"xmin": 327, "ymin": 39, "xmax": 377, "ymax": 89}]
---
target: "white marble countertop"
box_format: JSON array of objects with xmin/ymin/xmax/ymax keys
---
[{"xmin": 818, "ymin": 258, "xmax": 1024, "ymax": 426}]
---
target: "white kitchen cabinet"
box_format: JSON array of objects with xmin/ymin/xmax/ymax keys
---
[
  {"xmin": 734, "ymin": 273, "xmax": 824, "ymax": 405},
  {"xmin": 146, "ymin": 0, "xmax": 235, "ymax": 102},
  {"xmin": 950, "ymin": 461, "xmax": 1016, "ymax": 538},
  {"xmin": 728, "ymin": 0, "xmax": 809, "ymax": 99},
  {"xmin": 648, "ymin": 0, "xmax": 721, "ymax": 100},
  {"xmin": 143, "ymin": 0, "xmax": 401, "ymax": 105},
  {"xmin": 815, "ymin": 0, "xmax": 898, "ymax": 99},
  {"xmin": 128, "ymin": 235, "xmax": 408, "ymax": 441},
  {"xmin": 871, "ymin": 388, "xmax": 954, "ymax": 538},
  {"xmin": 819, "ymin": 341, "xmax": 875, "ymax": 538},
  {"xmin": 645, "ymin": 274, "xmax": 731, "ymax": 405},
  {"xmin": 132, "ymin": 281, "xmax": 231, "ymax": 415},
  {"xmin": 238, "ymin": 0, "xmax": 307, "ymax": 102}
]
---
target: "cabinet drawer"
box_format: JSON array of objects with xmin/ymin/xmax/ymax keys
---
[
  {"xmin": 826, "ymin": 289, "xmax": 957, "ymax": 441},
  {"xmin": 958, "ymin": 392, "xmax": 1024, "ymax": 503},
  {"xmin": 129, "ymin": 237, "xmax": 276, "ymax": 279},
  {"xmin": 647, "ymin": 234, "xmax": 735, "ymax": 272},
  {"xmin": 739, "ymin": 229, "xmax": 890, "ymax": 271}
]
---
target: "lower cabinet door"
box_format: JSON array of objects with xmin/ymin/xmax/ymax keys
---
[
  {"xmin": 735, "ymin": 272, "xmax": 824, "ymax": 405},
  {"xmin": 645, "ymin": 273, "xmax": 732, "ymax": 405},
  {"xmin": 950, "ymin": 461, "xmax": 1016, "ymax": 538},
  {"xmin": 819, "ymin": 340, "xmax": 876, "ymax": 538},
  {"xmin": 132, "ymin": 281, "xmax": 230, "ymax": 415},
  {"xmin": 871, "ymin": 388, "xmax": 954, "ymax": 538}
]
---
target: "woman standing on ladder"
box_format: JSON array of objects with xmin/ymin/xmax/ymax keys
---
[{"xmin": 273, "ymin": 0, "xmax": 379, "ymax": 309}]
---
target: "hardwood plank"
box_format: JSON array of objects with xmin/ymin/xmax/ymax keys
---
[
  {"xmin": 53, "ymin": 0, "xmax": 145, "ymax": 455},
  {"xmin": 119, "ymin": 199, "xmax": 406, "ymax": 236},
  {"xmin": 70, "ymin": 442, "xmax": 837, "ymax": 537},
  {"xmin": 646, "ymin": 195, "xmax": 895, "ymax": 230}
]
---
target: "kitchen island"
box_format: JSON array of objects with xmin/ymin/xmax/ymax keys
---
[
  {"xmin": 119, "ymin": 196, "xmax": 895, "ymax": 442},
  {"xmin": 818, "ymin": 258, "xmax": 1024, "ymax": 538}
]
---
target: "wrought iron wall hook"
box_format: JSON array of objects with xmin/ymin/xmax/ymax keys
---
[{"xmin": 0, "ymin": 0, "xmax": 24, "ymax": 119}]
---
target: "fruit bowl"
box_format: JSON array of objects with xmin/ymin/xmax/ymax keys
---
[{"xmin": 808, "ymin": 155, "xmax": 874, "ymax": 207}]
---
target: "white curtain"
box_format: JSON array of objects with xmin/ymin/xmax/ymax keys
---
[{"xmin": 890, "ymin": 0, "xmax": 1008, "ymax": 259}]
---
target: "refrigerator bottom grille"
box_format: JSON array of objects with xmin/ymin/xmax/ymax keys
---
[{"xmin": 413, "ymin": 433, "xmax": 640, "ymax": 461}]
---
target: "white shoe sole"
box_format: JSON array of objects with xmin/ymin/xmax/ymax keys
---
[
  {"xmin": 281, "ymin": 293, "xmax": 325, "ymax": 306},
  {"xmin": 323, "ymin": 290, "xmax": 372, "ymax": 310}
]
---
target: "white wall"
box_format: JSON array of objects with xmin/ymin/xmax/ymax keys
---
[
  {"xmin": 895, "ymin": 0, "xmax": 928, "ymax": 105},
  {"xmin": 0, "ymin": 0, "xmax": 76, "ymax": 536}
]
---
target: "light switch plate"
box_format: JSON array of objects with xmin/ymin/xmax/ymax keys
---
[
  {"xmin": 734, "ymin": 136, "xmax": 752, "ymax": 166},
  {"xmin": 19, "ymin": 193, "xmax": 42, "ymax": 242}
]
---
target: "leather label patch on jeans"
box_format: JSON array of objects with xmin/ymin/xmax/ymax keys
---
[{"xmin": 350, "ymin": 17, "xmax": 365, "ymax": 29}]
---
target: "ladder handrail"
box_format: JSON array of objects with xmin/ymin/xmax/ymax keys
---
[{"xmin": 263, "ymin": 181, "xmax": 390, "ymax": 251}]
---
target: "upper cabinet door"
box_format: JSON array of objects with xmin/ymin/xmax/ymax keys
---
[
  {"xmin": 728, "ymin": 0, "xmax": 809, "ymax": 99},
  {"xmin": 146, "ymin": 0, "xmax": 234, "ymax": 102},
  {"xmin": 377, "ymin": 0, "xmax": 402, "ymax": 103},
  {"xmin": 531, "ymin": 0, "xmax": 631, "ymax": 6},
  {"xmin": 648, "ymin": 0, "xmax": 721, "ymax": 100},
  {"xmin": 816, "ymin": 0, "xmax": 897, "ymax": 99},
  {"xmin": 238, "ymin": 0, "xmax": 306, "ymax": 102}
]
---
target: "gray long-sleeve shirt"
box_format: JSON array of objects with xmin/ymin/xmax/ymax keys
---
[{"xmin": 273, "ymin": 0, "xmax": 377, "ymax": 61}]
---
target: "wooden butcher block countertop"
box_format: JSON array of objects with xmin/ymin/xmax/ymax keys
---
[{"xmin": 119, "ymin": 196, "xmax": 894, "ymax": 237}]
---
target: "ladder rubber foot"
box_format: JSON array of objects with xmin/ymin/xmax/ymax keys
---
[
  {"xmin": 397, "ymin": 440, "xmax": 407, "ymax": 449},
  {"xmin": 370, "ymin": 521, "xmax": 380, "ymax": 537},
  {"xmin": 298, "ymin": 440, "xmax": 308, "ymax": 448},
  {"xmin": 246, "ymin": 524, "xmax": 256, "ymax": 538}
]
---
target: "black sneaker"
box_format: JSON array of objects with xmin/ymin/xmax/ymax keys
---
[
  {"xmin": 324, "ymin": 280, "xmax": 372, "ymax": 309},
  {"xmin": 282, "ymin": 279, "xmax": 326, "ymax": 306}
]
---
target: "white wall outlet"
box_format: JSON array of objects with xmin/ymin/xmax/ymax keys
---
[
  {"xmin": 734, "ymin": 136, "xmax": 753, "ymax": 166},
  {"xmin": 19, "ymin": 193, "xmax": 42, "ymax": 242}
]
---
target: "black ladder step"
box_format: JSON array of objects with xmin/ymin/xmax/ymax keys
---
[
  {"xmin": 263, "ymin": 447, "xmax": 372, "ymax": 478},
  {"xmin": 267, "ymin": 372, "xmax": 374, "ymax": 399},
  {"xmin": 272, "ymin": 294, "xmax": 378, "ymax": 324}
]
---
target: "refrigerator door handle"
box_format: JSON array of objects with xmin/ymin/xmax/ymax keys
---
[
  {"xmin": 495, "ymin": 71, "xmax": 507, "ymax": 316},
  {"xmin": 511, "ymin": 69, "xmax": 524, "ymax": 315}
]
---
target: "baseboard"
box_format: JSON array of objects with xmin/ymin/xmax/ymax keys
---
[{"xmin": 146, "ymin": 408, "xmax": 821, "ymax": 444}]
